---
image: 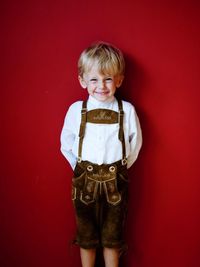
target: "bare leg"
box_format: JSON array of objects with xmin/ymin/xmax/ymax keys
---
[
  {"xmin": 80, "ymin": 248, "xmax": 96, "ymax": 267},
  {"xmin": 103, "ymin": 247, "xmax": 119, "ymax": 267}
]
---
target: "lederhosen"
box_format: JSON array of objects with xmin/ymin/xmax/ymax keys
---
[{"xmin": 72, "ymin": 99, "xmax": 129, "ymax": 250}]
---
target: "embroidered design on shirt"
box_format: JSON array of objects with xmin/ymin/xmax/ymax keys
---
[
  {"xmin": 93, "ymin": 111, "xmax": 112, "ymax": 121},
  {"xmin": 86, "ymin": 109, "xmax": 118, "ymax": 124}
]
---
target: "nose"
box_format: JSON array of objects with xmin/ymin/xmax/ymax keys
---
[{"xmin": 98, "ymin": 80, "xmax": 105, "ymax": 89}]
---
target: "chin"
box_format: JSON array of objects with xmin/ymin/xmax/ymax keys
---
[
  {"xmin": 94, "ymin": 94, "xmax": 112, "ymax": 101},
  {"xmin": 96, "ymin": 96, "xmax": 110, "ymax": 102}
]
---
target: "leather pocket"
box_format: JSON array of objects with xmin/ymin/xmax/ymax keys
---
[
  {"xmin": 72, "ymin": 171, "xmax": 85, "ymax": 201},
  {"xmin": 72, "ymin": 172, "xmax": 86, "ymax": 189},
  {"xmin": 103, "ymin": 178, "xmax": 121, "ymax": 205},
  {"xmin": 80, "ymin": 175, "xmax": 98, "ymax": 205},
  {"xmin": 118, "ymin": 172, "xmax": 129, "ymax": 182}
]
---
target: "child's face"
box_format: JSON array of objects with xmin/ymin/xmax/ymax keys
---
[{"xmin": 79, "ymin": 66, "xmax": 123, "ymax": 102}]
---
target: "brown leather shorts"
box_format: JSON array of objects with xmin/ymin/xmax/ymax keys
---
[{"xmin": 72, "ymin": 160, "xmax": 128, "ymax": 249}]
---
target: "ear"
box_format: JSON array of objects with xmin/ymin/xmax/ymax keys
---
[
  {"xmin": 78, "ymin": 76, "xmax": 87, "ymax": 89},
  {"xmin": 116, "ymin": 75, "xmax": 124, "ymax": 88}
]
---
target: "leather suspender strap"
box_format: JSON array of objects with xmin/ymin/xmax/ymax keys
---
[
  {"xmin": 117, "ymin": 99, "xmax": 126, "ymax": 163},
  {"xmin": 78, "ymin": 99, "xmax": 127, "ymax": 164},
  {"xmin": 78, "ymin": 101, "xmax": 87, "ymax": 162}
]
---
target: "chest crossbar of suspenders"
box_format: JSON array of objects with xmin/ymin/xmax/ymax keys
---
[{"xmin": 78, "ymin": 99, "xmax": 127, "ymax": 165}]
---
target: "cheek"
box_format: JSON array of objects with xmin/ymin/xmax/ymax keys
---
[
  {"xmin": 87, "ymin": 87, "xmax": 95, "ymax": 95},
  {"xmin": 110, "ymin": 86, "xmax": 116, "ymax": 93}
]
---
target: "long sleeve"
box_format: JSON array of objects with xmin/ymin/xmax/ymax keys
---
[
  {"xmin": 127, "ymin": 106, "xmax": 142, "ymax": 169},
  {"xmin": 60, "ymin": 103, "xmax": 81, "ymax": 169}
]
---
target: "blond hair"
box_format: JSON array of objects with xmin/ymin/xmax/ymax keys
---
[{"xmin": 78, "ymin": 42, "xmax": 125, "ymax": 77}]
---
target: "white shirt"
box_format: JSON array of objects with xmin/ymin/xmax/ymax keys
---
[{"xmin": 60, "ymin": 96, "xmax": 142, "ymax": 169}]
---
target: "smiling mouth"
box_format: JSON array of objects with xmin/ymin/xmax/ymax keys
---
[{"xmin": 95, "ymin": 91, "xmax": 109, "ymax": 95}]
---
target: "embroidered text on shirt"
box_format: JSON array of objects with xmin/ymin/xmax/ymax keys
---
[{"xmin": 93, "ymin": 111, "xmax": 112, "ymax": 121}]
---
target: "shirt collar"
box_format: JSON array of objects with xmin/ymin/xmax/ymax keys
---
[{"xmin": 88, "ymin": 95, "xmax": 116, "ymax": 108}]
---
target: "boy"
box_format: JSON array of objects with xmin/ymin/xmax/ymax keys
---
[{"xmin": 60, "ymin": 42, "xmax": 142, "ymax": 267}]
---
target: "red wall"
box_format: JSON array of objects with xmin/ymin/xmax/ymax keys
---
[{"xmin": 1, "ymin": 1, "xmax": 200, "ymax": 267}]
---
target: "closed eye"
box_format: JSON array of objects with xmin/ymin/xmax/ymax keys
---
[{"xmin": 104, "ymin": 78, "xmax": 113, "ymax": 83}]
